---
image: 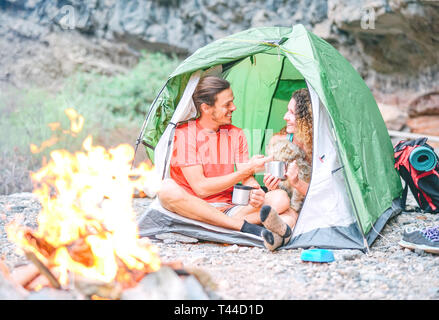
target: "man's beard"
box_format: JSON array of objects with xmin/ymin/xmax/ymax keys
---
[{"xmin": 212, "ymin": 110, "xmax": 231, "ymax": 125}]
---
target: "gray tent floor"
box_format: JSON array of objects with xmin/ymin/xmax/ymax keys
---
[
  {"xmin": 137, "ymin": 198, "xmax": 265, "ymax": 247},
  {"xmin": 136, "ymin": 198, "xmax": 403, "ymax": 252}
]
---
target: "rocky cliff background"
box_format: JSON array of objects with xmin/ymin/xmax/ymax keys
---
[
  {"xmin": 1, "ymin": 0, "xmax": 438, "ymax": 131},
  {"xmin": 0, "ymin": 1, "xmax": 438, "ymax": 195}
]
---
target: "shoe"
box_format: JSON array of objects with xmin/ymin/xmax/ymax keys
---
[{"xmin": 399, "ymin": 226, "xmax": 439, "ymax": 254}]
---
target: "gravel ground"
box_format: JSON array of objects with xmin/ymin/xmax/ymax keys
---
[{"xmin": 1, "ymin": 190, "xmax": 439, "ymax": 300}]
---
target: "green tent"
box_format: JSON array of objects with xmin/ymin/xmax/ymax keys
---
[{"xmin": 136, "ymin": 25, "xmax": 403, "ymax": 251}]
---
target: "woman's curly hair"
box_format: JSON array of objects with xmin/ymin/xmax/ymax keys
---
[{"xmin": 292, "ymin": 88, "xmax": 313, "ymax": 159}]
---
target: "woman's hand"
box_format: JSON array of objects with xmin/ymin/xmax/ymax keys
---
[
  {"xmin": 286, "ymin": 160, "xmax": 309, "ymax": 196},
  {"xmin": 263, "ymin": 173, "xmax": 281, "ymax": 191},
  {"xmin": 286, "ymin": 160, "xmax": 299, "ymax": 187}
]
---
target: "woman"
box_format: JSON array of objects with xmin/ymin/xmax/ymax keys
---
[{"xmin": 263, "ymin": 88, "xmax": 313, "ymax": 226}]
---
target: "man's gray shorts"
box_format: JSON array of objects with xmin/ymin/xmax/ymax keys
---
[{"xmin": 210, "ymin": 202, "xmax": 244, "ymax": 217}]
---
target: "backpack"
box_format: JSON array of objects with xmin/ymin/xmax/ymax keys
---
[{"xmin": 394, "ymin": 137, "xmax": 439, "ymax": 214}]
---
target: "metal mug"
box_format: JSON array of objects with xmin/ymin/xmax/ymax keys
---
[
  {"xmin": 265, "ymin": 161, "xmax": 288, "ymax": 180},
  {"xmin": 232, "ymin": 184, "xmax": 255, "ymax": 205}
]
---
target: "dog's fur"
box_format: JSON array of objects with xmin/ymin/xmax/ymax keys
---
[{"xmin": 266, "ymin": 135, "xmax": 311, "ymax": 212}]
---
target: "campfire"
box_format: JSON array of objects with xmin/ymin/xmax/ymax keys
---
[{"xmin": 3, "ymin": 109, "xmax": 174, "ymax": 299}]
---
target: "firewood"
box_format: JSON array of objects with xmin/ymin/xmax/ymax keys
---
[
  {"xmin": 0, "ymin": 259, "xmax": 10, "ymax": 278},
  {"xmin": 26, "ymin": 274, "xmax": 50, "ymax": 291},
  {"xmin": 23, "ymin": 229, "xmax": 57, "ymax": 258},
  {"xmin": 10, "ymin": 263, "xmax": 40, "ymax": 287},
  {"xmin": 66, "ymin": 238, "xmax": 94, "ymax": 267},
  {"xmin": 24, "ymin": 250, "xmax": 61, "ymax": 289},
  {"xmin": 113, "ymin": 256, "xmax": 149, "ymax": 289},
  {"xmin": 0, "ymin": 262, "xmax": 31, "ymax": 298}
]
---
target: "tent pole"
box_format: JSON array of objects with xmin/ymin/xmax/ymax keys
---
[{"xmin": 131, "ymin": 79, "xmax": 169, "ymax": 169}]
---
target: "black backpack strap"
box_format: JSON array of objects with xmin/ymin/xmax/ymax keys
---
[
  {"xmin": 400, "ymin": 178, "xmax": 424, "ymax": 213},
  {"xmin": 401, "ymin": 181, "xmax": 408, "ymax": 212}
]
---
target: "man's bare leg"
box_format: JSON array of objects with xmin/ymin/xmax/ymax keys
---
[{"xmin": 158, "ymin": 178, "xmax": 245, "ymax": 231}]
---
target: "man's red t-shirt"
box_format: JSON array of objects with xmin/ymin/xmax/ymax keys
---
[{"xmin": 170, "ymin": 119, "xmax": 249, "ymax": 203}]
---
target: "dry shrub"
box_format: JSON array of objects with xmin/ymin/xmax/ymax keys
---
[{"xmin": 0, "ymin": 148, "xmax": 38, "ymax": 195}]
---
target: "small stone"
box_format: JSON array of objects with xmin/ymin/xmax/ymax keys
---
[
  {"xmin": 273, "ymin": 265, "xmax": 285, "ymax": 274},
  {"xmin": 210, "ymin": 259, "xmax": 222, "ymax": 266},
  {"xmin": 225, "ymin": 244, "xmax": 239, "ymax": 253},
  {"xmin": 336, "ymin": 250, "xmax": 362, "ymax": 261},
  {"xmin": 238, "ymin": 246, "xmax": 250, "ymax": 253},
  {"xmin": 414, "ymin": 249, "xmax": 427, "ymax": 256},
  {"xmin": 189, "ymin": 255, "xmax": 206, "ymax": 265},
  {"xmin": 413, "ymin": 264, "xmax": 425, "ymax": 273}
]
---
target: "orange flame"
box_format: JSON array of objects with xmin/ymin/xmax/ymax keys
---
[
  {"xmin": 29, "ymin": 108, "xmax": 85, "ymax": 154},
  {"xmin": 30, "ymin": 136, "xmax": 60, "ymax": 154},
  {"xmin": 64, "ymin": 108, "xmax": 84, "ymax": 135},
  {"xmin": 9, "ymin": 109, "xmax": 162, "ymax": 289}
]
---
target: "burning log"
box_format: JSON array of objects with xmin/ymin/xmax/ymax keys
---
[
  {"xmin": 9, "ymin": 225, "xmax": 162, "ymax": 293},
  {"xmin": 9, "ymin": 264, "xmax": 40, "ymax": 288},
  {"xmin": 23, "ymin": 229, "xmax": 56, "ymax": 258},
  {"xmin": 0, "ymin": 259, "xmax": 10, "ymax": 277},
  {"xmin": 26, "ymin": 274, "xmax": 51, "ymax": 291},
  {"xmin": 0, "ymin": 260, "xmax": 28, "ymax": 299},
  {"xmin": 6, "ymin": 256, "xmax": 215, "ymax": 300},
  {"xmin": 24, "ymin": 250, "xmax": 61, "ymax": 289},
  {"xmin": 66, "ymin": 238, "xmax": 94, "ymax": 267}
]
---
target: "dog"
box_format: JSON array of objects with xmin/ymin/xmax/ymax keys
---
[{"xmin": 266, "ymin": 135, "xmax": 311, "ymax": 212}]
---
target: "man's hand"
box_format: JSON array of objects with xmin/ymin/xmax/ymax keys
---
[
  {"xmin": 243, "ymin": 180, "xmax": 261, "ymax": 189},
  {"xmin": 248, "ymin": 187, "xmax": 265, "ymax": 208},
  {"xmin": 263, "ymin": 173, "xmax": 281, "ymax": 191},
  {"xmin": 247, "ymin": 155, "xmax": 273, "ymax": 174}
]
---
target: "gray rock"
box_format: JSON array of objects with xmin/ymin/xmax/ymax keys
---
[
  {"xmin": 155, "ymin": 232, "xmax": 199, "ymax": 244},
  {"xmin": 335, "ymin": 249, "xmax": 363, "ymax": 261},
  {"xmin": 0, "ymin": 273, "xmax": 26, "ymax": 300},
  {"xmin": 26, "ymin": 288, "xmax": 82, "ymax": 300},
  {"xmin": 121, "ymin": 266, "xmax": 188, "ymax": 300},
  {"xmin": 1, "ymin": 0, "xmax": 437, "ymax": 109},
  {"xmin": 182, "ymin": 275, "xmax": 210, "ymax": 300}
]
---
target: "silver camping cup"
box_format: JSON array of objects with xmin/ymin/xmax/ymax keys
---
[
  {"xmin": 265, "ymin": 161, "xmax": 288, "ymax": 180},
  {"xmin": 232, "ymin": 184, "xmax": 255, "ymax": 205}
]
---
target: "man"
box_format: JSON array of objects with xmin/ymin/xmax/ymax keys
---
[{"xmin": 158, "ymin": 76, "xmax": 294, "ymax": 250}]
